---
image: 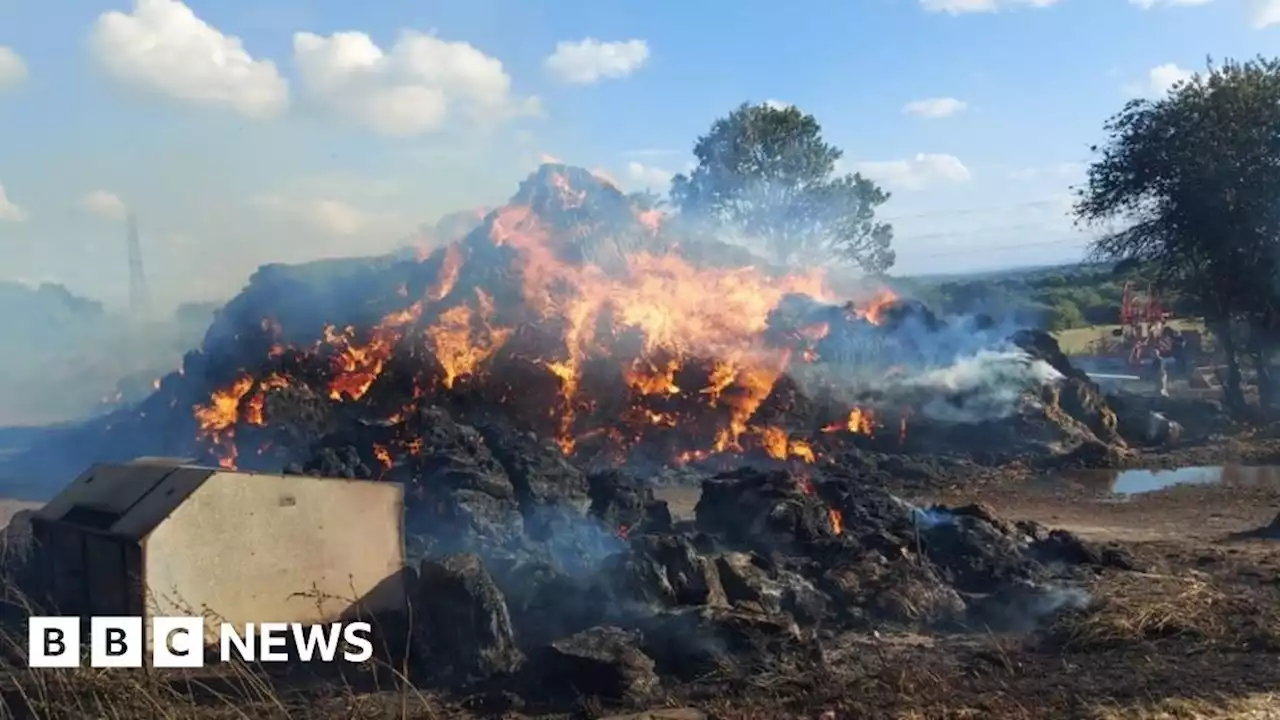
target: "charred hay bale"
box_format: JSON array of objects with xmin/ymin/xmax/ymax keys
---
[
  {"xmin": 301, "ymin": 446, "xmax": 374, "ymax": 479},
  {"xmin": 1031, "ymin": 529, "xmax": 1138, "ymax": 571},
  {"xmin": 713, "ymin": 552, "xmax": 783, "ymax": 614},
  {"xmin": 600, "ymin": 535, "xmax": 727, "ymax": 610},
  {"xmin": 1145, "ymin": 411, "xmax": 1184, "ymax": 446},
  {"xmin": 917, "ymin": 510, "xmax": 1044, "ymax": 594},
  {"xmin": 589, "ymin": 470, "xmax": 672, "ymax": 534},
  {"xmin": 875, "ymin": 298, "xmax": 945, "ymax": 333},
  {"xmin": 1059, "ymin": 377, "xmax": 1121, "ymax": 444},
  {"xmin": 695, "ymin": 469, "xmax": 836, "ymax": 550},
  {"xmin": 474, "ymin": 421, "xmax": 591, "ymax": 541},
  {"xmin": 1110, "ymin": 393, "xmax": 1194, "ymax": 446},
  {"xmin": 1015, "ymin": 519, "xmax": 1048, "ymax": 541},
  {"xmin": 946, "ymin": 502, "xmax": 1014, "ymax": 535},
  {"xmin": 249, "ymin": 384, "xmax": 336, "ymax": 463},
  {"xmin": 413, "ymin": 408, "xmax": 514, "ymax": 498},
  {"xmin": 1010, "ymin": 328, "xmax": 1075, "ymax": 378},
  {"xmin": 490, "ymin": 560, "xmax": 607, "ymax": 649},
  {"xmin": 1152, "ymin": 395, "xmax": 1229, "ymax": 439},
  {"xmin": 816, "ymin": 475, "xmax": 918, "ymax": 541},
  {"xmin": 877, "ymin": 455, "xmax": 941, "ymax": 483},
  {"xmin": 713, "ymin": 552, "xmax": 829, "ymax": 624},
  {"xmin": 528, "ymin": 626, "xmax": 659, "ymax": 704},
  {"xmin": 401, "ymin": 408, "xmax": 524, "ymax": 553},
  {"xmin": 1013, "ymin": 329, "xmax": 1121, "ymax": 444},
  {"xmin": 849, "ymin": 559, "xmax": 968, "ymax": 628},
  {"xmin": 412, "ymin": 553, "xmax": 523, "ymax": 683},
  {"xmin": 638, "ymin": 607, "xmax": 821, "ymax": 681}
]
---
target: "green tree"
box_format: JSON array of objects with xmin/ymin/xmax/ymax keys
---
[
  {"xmin": 1046, "ymin": 300, "xmax": 1085, "ymax": 332},
  {"xmin": 1074, "ymin": 56, "xmax": 1280, "ymax": 412},
  {"xmin": 671, "ymin": 102, "xmax": 895, "ymax": 272}
]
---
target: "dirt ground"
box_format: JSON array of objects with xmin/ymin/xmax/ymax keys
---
[{"xmin": 4, "ymin": 472, "xmax": 1280, "ymax": 719}]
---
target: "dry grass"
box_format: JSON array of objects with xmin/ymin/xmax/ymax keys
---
[
  {"xmin": 1038, "ymin": 572, "xmax": 1280, "ymax": 653},
  {"xmin": 1087, "ymin": 693, "xmax": 1280, "ymax": 720},
  {"xmin": 0, "ymin": 544, "xmax": 452, "ymax": 720},
  {"xmin": 0, "ymin": 631, "xmax": 457, "ymax": 720}
]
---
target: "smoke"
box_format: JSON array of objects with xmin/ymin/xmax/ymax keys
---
[
  {"xmin": 789, "ymin": 302, "xmax": 1063, "ymax": 425},
  {"xmin": 911, "ymin": 505, "xmax": 956, "ymax": 529},
  {"xmin": 899, "ymin": 349, "xmax": 1062, "ymax": 423},
  {"xmin": 0, "ymin": 282, "xmax": 215, "ymax": 428}
]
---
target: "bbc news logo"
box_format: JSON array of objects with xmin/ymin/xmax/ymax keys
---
[{"xmin": 27, "ymin": 617, "xmax": 374, "ymax": 668}]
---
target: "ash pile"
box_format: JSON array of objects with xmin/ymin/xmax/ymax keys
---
[
  {"xmin": 319, "ymin": 411, "xmax": 1135, "ymax": 708},
  {"xmin": 7, "ymin": 163, "xmax": 1130, "ymax": 486}
]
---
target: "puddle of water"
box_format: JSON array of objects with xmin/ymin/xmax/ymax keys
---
[{"xmin": 1049, "ymin": 464, "xmax": 1280, "ymax": 496}]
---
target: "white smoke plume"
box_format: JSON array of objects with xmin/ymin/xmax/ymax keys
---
[
  {"xmin": 784, "ymin": 295, "xmax": 1065, "ymax": 425},
  {"xmin": 896, "ymin": 348, "xmax": 1062, "ymax": 423}
]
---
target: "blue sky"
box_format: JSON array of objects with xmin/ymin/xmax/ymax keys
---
[{"xmin": 1, "ymin": 0, "xmax": 1278, "ymax": 309}]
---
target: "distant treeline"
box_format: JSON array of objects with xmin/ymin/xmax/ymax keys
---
[{"xmin": 896, "ymin": 261, "xmax": 1196, "ymax": 332}]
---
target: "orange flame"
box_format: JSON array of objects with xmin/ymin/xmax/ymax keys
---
[
  {"xmin": 859, "ymin": 289, "xmax": 898, "ymax": 325},
  {"xmin": 829, "ymin": 508, "xmax": 844, "ymax": 535},
  {"xmin": 193, "ymin": 375, "xmax": 254, "ymax": 468},
  {"xmin": 187, "ymin": 167, "xmax": 906, "ymax": 470},
  {"xmin": 824, "ymin": 407, "xmax": 875, "ymax": 435},
  {"xmin": 326, "ymin": 302, "xmax": 423, "ymax": 401}
]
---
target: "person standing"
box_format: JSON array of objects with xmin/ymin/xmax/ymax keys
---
[{"xmin": 1152, "ymin": 348, "xmax": 1171, "ymax": 397}]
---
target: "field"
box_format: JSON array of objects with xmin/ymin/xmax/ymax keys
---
[{"xmin": 1053, "ymin": 318, "xmax": 1207, "ymax": 356}]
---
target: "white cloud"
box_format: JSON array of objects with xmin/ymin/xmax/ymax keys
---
[
  {"xmin": 1131, "ymin": 0, "xmax": 1213, "ymax": 7},
  {"xmin": 920, "ymin": 0, "xmax": 1060, "ymax": 13},
  {"xmin": 1125, "ymin": 63, "xmax": 1194, "ymax": 97},
  {"xmin": 763, "ymin": 99, "xmax": 794, "ymax": 111},
  {"xmin": 294, "ymin": 30, "xmax": 541, "ymax": 137},
  {"xmin": 311, "ymin": 199, "xmax": 368, "ymax": 236},
  {"xmin": 545, "ymin": 38, "xmax": 649, "ymax": 85},
  {"xmin": 89, "ymin": 0, "xmax": 289, "ymax": 119},
  {"xmin": 0, "ymin": 184, "xmax": 27, "ymax": 222},
  {"xmin": 251, "ymin": 194, "xmax": 392, "ymax": 237},
  {"xmin": 81, "ymin": 190, "xmax": 129, "ymax": 220},
  {"xmin": 902, "ymin": 97, "xmax": 968, "ymax": 118},
  {"xmin": 625, "ymin": 162, "xmax": 674, "ymax": 191},
  {"xmin": 0, "ymin": 47, "xmax": 28, "ymax": 91},
  {"xmin": 1252, "ymin": 0, "xmax": 1280, "ymax": 26},
  {"xmin": 851, "ymin": 154, "xmax": 972, "ymax": 191}
]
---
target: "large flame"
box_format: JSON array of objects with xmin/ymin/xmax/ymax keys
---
[{"xmin": 191, "ymin": 166, "xmax": 898, "ymax": 470}]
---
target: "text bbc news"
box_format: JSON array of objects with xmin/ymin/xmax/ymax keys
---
[{"xmin": 27, "ymin": 616, "xmax": 374, "ymax": 668}]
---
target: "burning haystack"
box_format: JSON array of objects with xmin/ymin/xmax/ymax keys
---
[
  {"xmin": 8, "ymin": 163, "xmax": 1120, "ymax": 486},
  {"xmin": 0, "ymin": 164, "xmax": 1145, "ymax": 710}
]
